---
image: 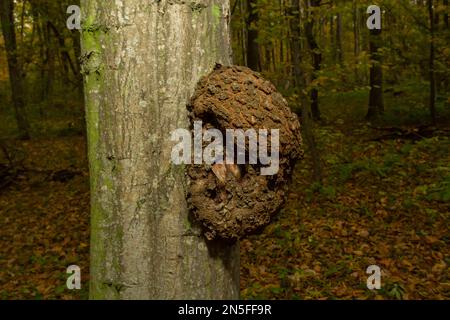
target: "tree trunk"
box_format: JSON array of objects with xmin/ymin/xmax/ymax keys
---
[
  {"xmin": 428, "ymin": 0, "xmax": 437, "ymax": 124},
  {"xmin": 30, "ymin": 1, "xmax": 47, "ymax": 108},
  {"xmin": 246, "ymin": 0, "xmax": 260, "ymax": 71},
  {"xmin": 239, "ymin": 0, "xmax": 248, "ymax": 66},
  {"xmin": 289, "ymin": 0, "xmax": 303, "ymax": 99},
  {"xmin": 289, "ymin": 0, "xmax": 322, "ymax": 183},
  {"xmin": 47, "ymin": 22, "xmax": 78, "ymax": 80},
  {"xmin": 264, "ymin": 46, "xmax": 272, "ymax": 72},
  {"xmin": 71, "ymin": 28, "xmax": 84, "ymax": 100},
  {"xmin": 82, "ymin": 0, "xmax": 239, "ymax": 300},
  {"xmin": 0, "ymin": 0, "xmax": 30, "ymax": 139},
  {"xmin": 44, "ymin": 21, "xmax": 55, "ymax": 101},
  {"xmin": 445, "ymin": 0, "xmax": 449, "ymax": 29},
  {"xmin": 304, "ymin": 0, "xmax": 322, "ymax": 121},
  {"xmin": 336, "ymin": 13, "xmax": 343, "ymax": 65},
  {"xmin": 352, "ymin": 0, "xmax": 360, "ymax": 81},
  {"xmin": 367, "ymin": 28, "xmax": 384, "ymax": 120},
  {"xmin": 330, "ymin": 15, "xmax": 335, "ymax": 61},
  {"xmin": 353, "ymin": 1, "xmax": 360, "ymax": 57}
]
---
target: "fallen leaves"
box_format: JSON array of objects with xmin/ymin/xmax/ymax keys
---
[
  {"xmin": 0, "ymin": 123, "xmax": 448, "ymax": 300},
  {"xmin": 240, "ymin": 124, "xmax": 449, "ymax": 300},
  {"xmin": 0, "ymin": 137, "xmax": 89, "ymax": 299}
]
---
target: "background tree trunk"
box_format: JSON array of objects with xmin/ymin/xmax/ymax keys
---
[
  {"xmin": 352, "ymin": 0, "xmax": 360, "ymax": 80},
  {"xmin": 289, "ymin": 0, "xmax": 322, "ymax": 183},
  {"xmin": 367, "ymin": 28, "xmax": 384, "ymax": 120},
  {"xmin": 445, "ymin": 0, "xmax": 449, "ymax": 29},
  {"xmin": 330, "ymin": 15, "xmax": 335, "ymax": 62},
  {"xmin": 353, "ymin": 1, "xmax": 360, "ymax": 57},
  {"xmin": 246, "ymin": 0, "xmax": 261, "ymax": 71},
  {"xmin": 304, "ymin": 0, "xmax": 322, "ymax": 121},
  {"xmin": 82, "ymin": 0, "xmax": 240, "ymax": 300},
  {"xmin": 336, "ymin": 12, "xmax": 344, "ymax": 65},
  {"xmin": 0, "ymin": 0, "xmax": 30, "ymax": 139},
  {"xmin": 428, "ymin": 0, "xmax": 437, "ymax": 124}
]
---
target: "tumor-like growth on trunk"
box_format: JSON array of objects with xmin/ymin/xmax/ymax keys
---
[{"xmin": 187, "ymin": 65, "xmax": 303, "ymax": 241}]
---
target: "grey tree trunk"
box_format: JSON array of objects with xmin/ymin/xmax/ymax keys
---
[{"xmin": 81, "ymin": 0, "xmax": 240, "ymax": 300}]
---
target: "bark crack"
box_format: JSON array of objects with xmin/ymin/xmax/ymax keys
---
[{"xmin": 102, "ymin": 280, "xmax": 138, "ymax": 294}]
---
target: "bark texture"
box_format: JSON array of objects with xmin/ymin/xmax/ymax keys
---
[
  {"xmin": 82, "ymin": 0, "xmax": 239, "ymax": 300},
  {"xmin": 187, "ymin": 65, "xmax": 303, "ymax": 241}
]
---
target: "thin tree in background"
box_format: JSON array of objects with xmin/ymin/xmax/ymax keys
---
[
  {"xmin": 445, "ymin": 0, "xmax": 449, "ymax": 29},
  {"xmin": 304, "ymin": 0, "xmax": 322, "ymax": 121},
  {"xmin": 427, "ymin": 0, "xmax": 436, "ymax": 124},
  {"xmin": 289, "ymin": 0, "xmax": 322, "ymax": 182},
  {"xmin": 352, "ymin": 0, "xmax": 360, "ymax": 80},
  {"xmin": 289, "ymin": 0, "xmax": 304, "ymax": 96},
  {"xmin": 367, "ymin": 15, "xmax": 384, "ymax": 120},
  {"xmin": 0, "ymin": 0, "xmax": 30, "ymax": 139},
  {"xmin": 330, "ymin": 14, "xmax": 335, "ymax": 61},
  {"xmin": 428, "ymin": 0, "xmax": 437, "ymax": 125},
  {"xmin": 247, "ymin": 0, "xmax": 261, "ymax": 71},
  {"xmin": 336, "ymin": 12, "xmax": 344, "ymax": 65}
]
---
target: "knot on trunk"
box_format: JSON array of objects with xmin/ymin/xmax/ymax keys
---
[{"xmin": 187, "ymin": 65, "xmax": 303, "ymax": 241}]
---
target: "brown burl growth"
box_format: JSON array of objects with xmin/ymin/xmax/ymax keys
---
[{"xmin": 187, "ymin": 65, "xmax": 303, "ymax": 241}]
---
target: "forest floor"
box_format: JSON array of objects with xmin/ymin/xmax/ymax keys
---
[
  {"xmin": 0, "ymin": 87, "xmax": 449, "ymax": 299},
  {"xmin": 239, "ymin": 86, "xmax": 450, "ymax": 299},
  {"xmin": 0, "ymin": 136, "xmax": 90, "ymax": 299},
  {"xmin": 241, "ymin": 123, "xmax": 450, "ymax": 299}
]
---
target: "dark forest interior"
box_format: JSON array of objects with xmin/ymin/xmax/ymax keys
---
[{"xmin": 0, "ymin": 0, "xmax": 449, "ymax": 299}]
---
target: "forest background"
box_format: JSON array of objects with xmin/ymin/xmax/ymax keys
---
[{"xmin": 0, "ymin": 0, "xmax": 449, "ymax": 299}]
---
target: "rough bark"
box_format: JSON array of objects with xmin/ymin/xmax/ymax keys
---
[
  {"xmin": 0, "ymin": 0, "xmax": 30, "ymax": 139},
  {"xmin": 82, "ymin": 0, "xmax": 239, "ymax": 300}
]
